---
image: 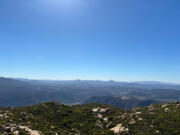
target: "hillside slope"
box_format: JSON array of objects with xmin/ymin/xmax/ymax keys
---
[
  {"xmin": 0, "ymin": 102, "xmax": 180, "ymax": 135},
  {"xmin": 85, "ymin": 96, "xmax": 161, "ymax": 109}
]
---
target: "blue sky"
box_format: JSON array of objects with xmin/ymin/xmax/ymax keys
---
[{"xmin": 0, "ymin": 0, "xmax": 180, "ymax": 82}]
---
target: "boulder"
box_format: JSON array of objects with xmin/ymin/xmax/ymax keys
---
[{"xmin": 110, "ymin": 124, "xmax": 129, "ymax": 134}]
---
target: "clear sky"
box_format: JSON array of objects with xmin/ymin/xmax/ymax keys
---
[{"xmin": 0, "ymin": 0, "xmax": 180, "ymax": 82}]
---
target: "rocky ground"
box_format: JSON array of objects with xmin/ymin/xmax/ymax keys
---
[{"xmin": 0, "ymin": 102, "xmax": 180, "ymax": 135}]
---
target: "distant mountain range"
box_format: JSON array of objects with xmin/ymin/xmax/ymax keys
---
[
  {"xmin": 0, "ymin": 77, "xmax": 180, "ymax": 108},
  {"xmin": 17, "ymin": 78, "xmax": 180, "ymax": 89}
]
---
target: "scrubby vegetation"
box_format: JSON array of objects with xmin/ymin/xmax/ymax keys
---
[{"xmin": 0, "ymin": 102, "xmax": 180, "ymax": 135}]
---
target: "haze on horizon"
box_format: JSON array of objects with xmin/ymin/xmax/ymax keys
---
[{"xmin": 0, "ymin": 0, "xmax": 180, "ymax": 83}]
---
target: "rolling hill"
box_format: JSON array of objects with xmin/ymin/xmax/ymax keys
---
[{"xmin": 84, "ymin": 96, "xmax": 161, "ymax": 109}]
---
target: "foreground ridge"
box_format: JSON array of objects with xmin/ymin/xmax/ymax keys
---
[{"xmin": 0, "ymin": 102, "xmax": 180, "ymax": 135}]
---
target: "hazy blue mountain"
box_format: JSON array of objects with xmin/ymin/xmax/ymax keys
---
[
  {"xmin": 17, "ymin": 78, "xmax": 180, "ymax": 90},
  {"xmin": 0, "ymin": 77, "xmax": 180, "ymax": 107},
  {"xmin": 0, "ymin": 77, "xmax": 31, "ymax": 87}
]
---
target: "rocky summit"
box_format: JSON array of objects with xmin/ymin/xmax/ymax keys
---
[{"xmin": 0, "ymin": 102, "xmax": 180, "ymax": 135}]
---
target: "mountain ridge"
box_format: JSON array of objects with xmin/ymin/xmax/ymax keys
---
[{"xmin": 0, "ymin": 77, "xmax": 180, "ymax": 107}]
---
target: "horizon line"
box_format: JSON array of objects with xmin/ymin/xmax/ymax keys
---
[{"xmin": 1, "ymin": 76, "xmax": 180, "ymax": 85}]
